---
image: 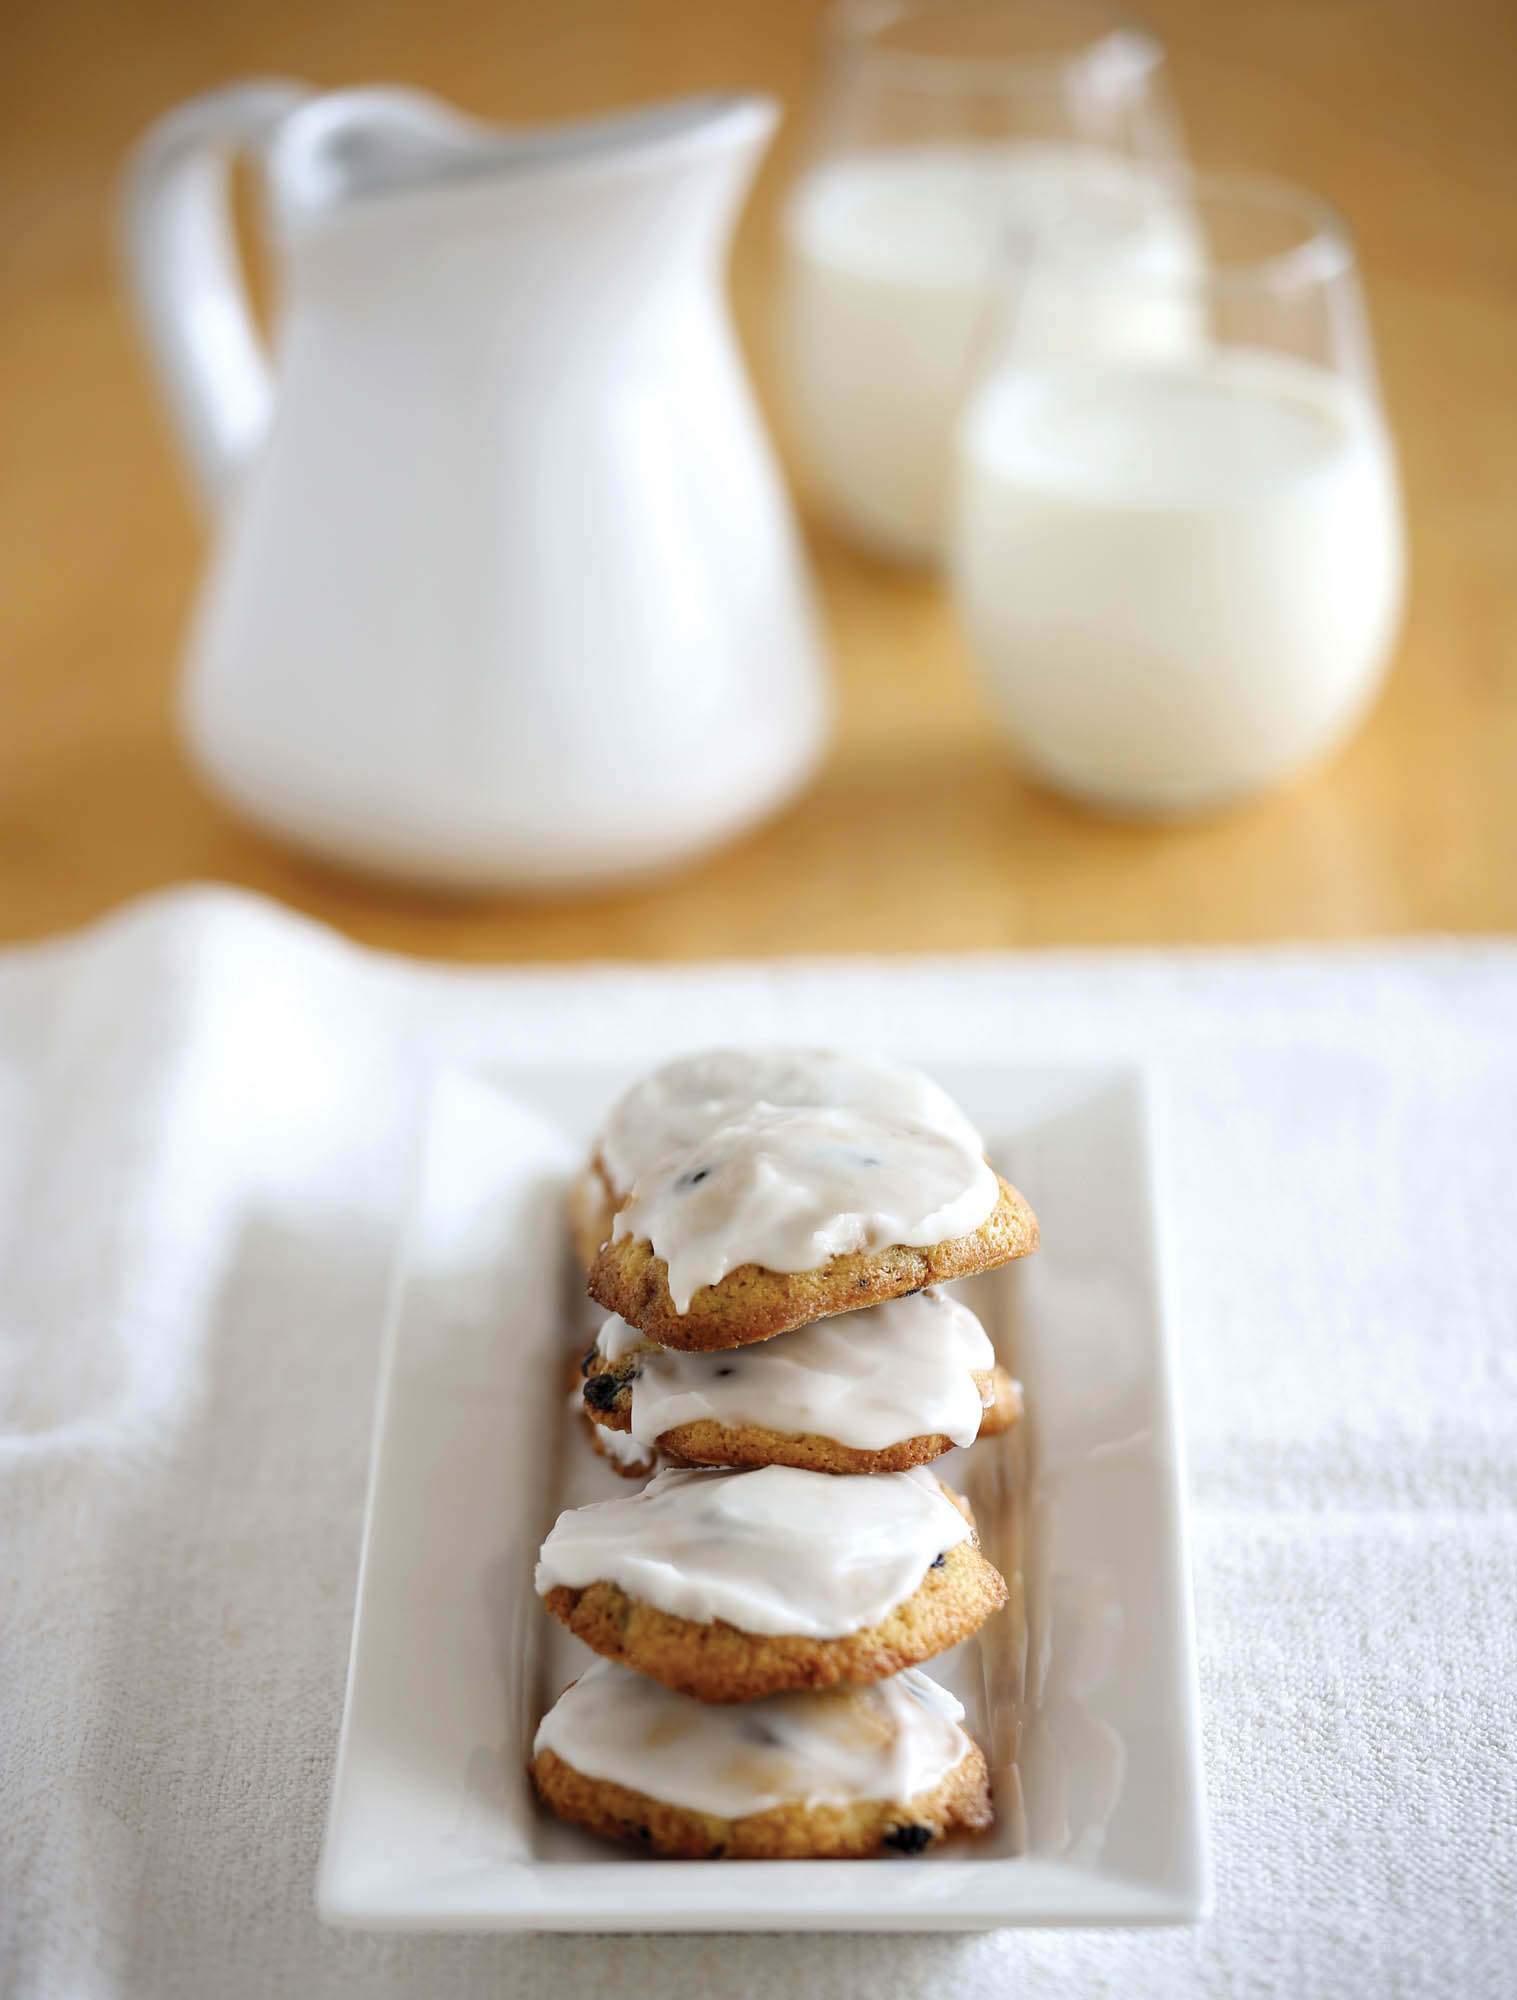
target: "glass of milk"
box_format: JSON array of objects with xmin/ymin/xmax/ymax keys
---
[
  {"xmin": 950, "ymin": 170, "xmax": 1406, "ymax": 815},
  {"xmin": 777, "ymin": 0, "xmax": 1187, "ymax": 565}
]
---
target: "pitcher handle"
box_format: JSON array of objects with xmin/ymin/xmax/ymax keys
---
[{"xmin": 121, "ymin": 79, "xmax": 311, "ymax": 517}]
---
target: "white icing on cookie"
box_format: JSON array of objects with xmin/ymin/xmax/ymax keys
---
[
  {"xmin": 595, "ymin": 1316, "xmax": 652, "ymax": 1367},
  {"xmin": 595, "ymin": 1289, "xmax": 994, "ymax": 1452},
  {"xmin": 569, "ymin": 1387, "xmax": 656, "ymax": 1473},
  {"xmin": 590, "ymin": 1423, "xmax": 655, "ymax": 1472},
  {"xmin": 534, "ymin": 1463, "xmax": 970, "ymax": 1637},
  {"xmin": 598, "ymin": 1046, "xmax": 985, "ymax": 1196},
  {"xmin": 534, "ymin": 1658, "xmax": 974, "ymax": 1818},
  {"xmin": 611, "ymin": 1104, "xmax": 999, "ymax": 1312}
]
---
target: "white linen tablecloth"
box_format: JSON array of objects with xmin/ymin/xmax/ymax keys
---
[{"xmin": 2, "ymin": 886, "xmax": 1513, "ymax": 1998}]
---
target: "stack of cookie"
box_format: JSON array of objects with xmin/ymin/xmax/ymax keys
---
[{"xmin": 530, "ymin": 1048, "xmax": 1039, "ymax": 1861}]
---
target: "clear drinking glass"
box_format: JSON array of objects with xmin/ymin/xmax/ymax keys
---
[
  {"xmin": 777, "ymin": 0, "xmax": 1184, "ymax": 564},
  {"xmin": 950, "ymin": 169, "xmax": 1406, "ymax": 814}
]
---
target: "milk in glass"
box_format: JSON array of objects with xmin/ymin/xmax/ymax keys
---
[
  {"xmin": 779, "ymin": 142, "xmax": 1199, "ymax": 562},
  {"xmin": 952, "ymin": 347, "xmax": 1404, "ymax": 810}
]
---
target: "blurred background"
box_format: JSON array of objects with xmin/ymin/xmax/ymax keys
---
[{"xmin": 3, "ymin": 0, "xmax": 1514, "ymax": 961}]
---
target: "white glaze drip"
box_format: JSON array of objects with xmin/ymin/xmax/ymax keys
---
[
  {"xmin": 611, "ymin": 1104, "xmax": 999, "ymax": 1312},
  {"xmin": 534, "ymin": 1463, "xmax": 970, "ymax": 1637},
  {"xmin": 591, "ymin": 1423, "xmax": 655, "ymax": 1472},
  {"xmin": 595, "ymin": 1290, "xmax": 994, "ymax": 1451},
  {"xmin": 534, "ymin": 1658, "xmax": 973, "ymax": 1818},
  {"xmin": 598, "ymin": 1046, "xmax": 985, "ymax": 1197},
  {"xmin": 569, "ymin": 1387, "xmax": 656, "ymax": 1472},
  {"xmin": 596, "ymin": 1316, "xmax": 651, "ymax": 1367}
]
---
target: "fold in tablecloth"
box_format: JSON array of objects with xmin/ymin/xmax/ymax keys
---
[{"xmin": 2, "ymin": 887, "xmax": 1513, "ymax": 1999}]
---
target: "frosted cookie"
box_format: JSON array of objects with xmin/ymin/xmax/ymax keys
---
[
  {"xmin": 588, "ymin": 1103, "xmax": 1036, "ymax": 1348},
  {"xmin": 563, "ymin": 1350, "xmax": 659, "ymax": 1480},
  {"xmin": 581, "ymin": 1291, "xmax": 1020, "ymax": 1473},
  {"xmin": 531, "ymin": 1659, "xmax": 993, "ymax": 1859},
  {"xmin": 534, "ymin": 1463, "xmax": 1006, "ymax": 1701},
  {"xmin": 569, "ymin": 1045, "xmax": 987, "ymax": 1267}
]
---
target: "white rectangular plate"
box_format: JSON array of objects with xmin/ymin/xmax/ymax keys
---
[{"xmin": 319, "ymin": 1062, "xmax": 1208, "ymax": 1931}]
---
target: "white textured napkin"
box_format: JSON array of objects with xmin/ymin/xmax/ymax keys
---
[{"xmin": 2, "ymin": 887, "xmax": 1513, "ymax": 1999}]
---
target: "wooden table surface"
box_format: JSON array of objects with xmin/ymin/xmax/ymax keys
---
[{"xmin": 4, "ymin": 0, "xmax": 1514, "ymax": 961}]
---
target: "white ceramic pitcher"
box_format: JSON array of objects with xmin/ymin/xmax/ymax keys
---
[{"xmin": 124, "ymin": 84, "xmax": 830, "ymax": 891}]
